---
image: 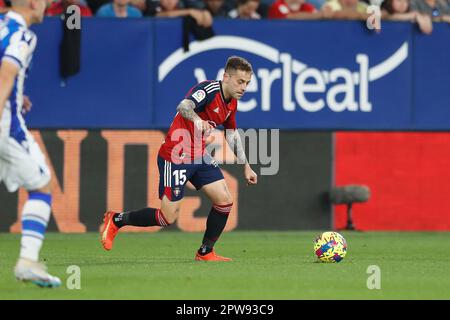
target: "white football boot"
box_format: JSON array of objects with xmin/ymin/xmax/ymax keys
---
[{"xmin": 14, "ymin": 258, "xmax": 61, "ymax": 288}]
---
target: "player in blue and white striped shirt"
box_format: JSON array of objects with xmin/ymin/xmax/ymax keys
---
[{"xmin": 0, "ymin": 0, "xmax": 61, "ymax": 288}]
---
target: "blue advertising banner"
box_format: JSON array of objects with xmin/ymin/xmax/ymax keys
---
[
  {"xmin": 21, "ymin": 18, "xmax": 449, "ymax": 130},
  {"xmin": 26, "ymin": 18, "xmax": 154, "ymax": 128},
  {"xmin": 155, "ymin": 20, "xmax": 413, "ymax": 129},
  {"xmin": 412, "ymin": 23, "xmax": 450, "ymax": 130}
]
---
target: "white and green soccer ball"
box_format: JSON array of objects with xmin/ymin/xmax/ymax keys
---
[{"xmin": 314, "ymin": 231, "xmax": 347, "ymax": 263}]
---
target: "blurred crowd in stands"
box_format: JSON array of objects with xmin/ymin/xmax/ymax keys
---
[{"xmin": 1, "ymin": 0, "xmax": 450, "ymax": 33}]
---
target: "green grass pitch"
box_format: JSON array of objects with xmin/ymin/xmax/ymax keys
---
[{"xmin": 1, "ymin": 231, "xmax": 449, "ymax": 299}]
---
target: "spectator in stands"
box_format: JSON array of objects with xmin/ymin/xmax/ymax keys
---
[
  {"xmin": 410, "ymin": 0, "xmax": 450, "ymax": 22},
  {"xmin": 308, "ymin": 0, "xmax": 326, "ymax": 10},
  {"xmin": 268, "ymin": 0, "xmax": 323, "ymax": 19},
  {"xmin": 203, "ymin": 0, "xmax": 229, "ymax": 17},
  {"xmin": 129, "ymin": 0, "xmax": 147, "ymax": 12},
  {"xmin": 229, "ymin": 0, "xmax": 261, "ymax": 18},
  {"xmin": 96, "ymin": 0, "xmax": 143, "ymax": 17},
  {"xmin": 0, "ymin": 0, "xmax": 8, "ymax": 13},
  {"xmin": 256, "ymin": 0, "xmax": 271, "ymax": 17},
  {"xmin": 321, "ymin": 0, "xmax": 369, "ymax": 20},
  {"xmin": 87, "ymin": 0, "xmax": 111, "ymax": 14},
  {"xmin": 46, "ymin": 0, "xmax": 93, "ymax": 16},
  {"xmin": 0, "ymin": 0, "xmax": 11, "ymax": 14},
  {"xmin": 382, "ymin": 0, "xmax": 433, "ymax": 34},
  {"xmin": 321, "ymin": 0, "xmax": 371, "ymax": 19},
  {"xmin": 143, "ymin": 0, "xmax": 213, "ymax": 27},
  {"xmin": 175, "ymin": 0, "xmax": 231, "ymax": 17}
]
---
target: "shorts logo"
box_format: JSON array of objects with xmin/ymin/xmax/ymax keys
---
[
  {"xmin": 173, "ymin": 187, "xmax": 181, "ymax": 197},
  {"xmin": 192, "ymin": 90, "xmax": 206, "ymax": 103}
]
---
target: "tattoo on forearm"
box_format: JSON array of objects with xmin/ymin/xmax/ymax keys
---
[
  {"xmin": 177, "ymin": 99, "xmax": 201, "ymax": 123},
  {"xmin": 226, "ymin": 130, "xmax": 248, "ymax": 164}
]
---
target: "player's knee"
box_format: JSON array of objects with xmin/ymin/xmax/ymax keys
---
[
  {"xmin": 162, "ymin": 207, "xmax": 179, "ymax": 225},
  {"xmin": 165, "ymin": 214, "xmax": 177, "ymax": 225},
  {"xmin": 215, "ymin": 192, "xmax": 233, "ymax": 206},
  {"xmin": 33, "ymin": 180, "xmax": 52, "ymax": 195}
]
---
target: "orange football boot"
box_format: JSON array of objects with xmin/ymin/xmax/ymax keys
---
[
  {"xmin": 101, "ymin": 211, "xmax": 120, "ymax": 251},
  {"xmin": 195, "ymin": 250, "xmax": 232, "ymax": 262}
]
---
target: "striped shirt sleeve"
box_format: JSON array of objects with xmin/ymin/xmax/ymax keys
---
[
  {"xmin": 185, "ymin": 81, "xmax": 220, "ymax": 112},
  {"xmin": 2, "ymin": 30, "xmax": 31, "ymax": 69}
]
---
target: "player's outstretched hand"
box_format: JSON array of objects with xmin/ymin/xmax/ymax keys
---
[{"xmin": 244, "ymin": 164, "xmax": 257, "ymax": 186}]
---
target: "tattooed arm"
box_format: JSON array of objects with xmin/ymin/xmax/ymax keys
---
[
  {"xmin": 176, "ymin": 99, "xmax": 214, "ymax": 133},
  {"xmin": 225, "ymin": 129, "xmax": 258, "ymax": 185},
  {"xmin": 177, "ymin": 99, "xmax": 201, "ymax": 123}
]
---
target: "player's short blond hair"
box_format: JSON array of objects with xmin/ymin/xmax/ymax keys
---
[{"xmin": 225, "ymin": 56, "xmax": 253, "ymax": 74}]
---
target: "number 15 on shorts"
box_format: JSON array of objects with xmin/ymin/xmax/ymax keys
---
[{"xmin": 173, "ymin": 170, "xmax": 187, "ymax": 186}]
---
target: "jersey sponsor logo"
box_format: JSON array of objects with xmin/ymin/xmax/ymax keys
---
[
  {"xmin": 192, "ymin": 90, "xmax": 206, "ymax": 103},
  {"xmin": 158, "ymin": 36, "xmax": 409, "ymax": 113}
]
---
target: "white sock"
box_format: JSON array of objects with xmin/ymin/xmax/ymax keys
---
[{"xmin": 20, "ymin": 193, "xmax": 51, "ymax": 262}]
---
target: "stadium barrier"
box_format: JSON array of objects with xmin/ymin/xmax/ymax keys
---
[
  {"xmin": 334, "ymin": 132, "xmax": 450, "ymax": 231},
  {"xmin": 0, "ymin": 131, "xmax": 332, "ymax": 232},
  {"xmin": 4, "ymin": 130, "xmax": 449, "ymax": 231}
]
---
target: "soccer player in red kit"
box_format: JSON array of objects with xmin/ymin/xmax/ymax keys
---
[{"xmin": 101, "ymin": 56, "xmax": 258, "ymax": 261}]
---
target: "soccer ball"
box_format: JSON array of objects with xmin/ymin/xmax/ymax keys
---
[{"xmin": 314, "ymin": 231, "xmax": 347, "ymax": 263}]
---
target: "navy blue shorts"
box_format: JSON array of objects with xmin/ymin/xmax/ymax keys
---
[{"xmin": 158, "ymin": 154, "xmax": 224, "ymax": 201}]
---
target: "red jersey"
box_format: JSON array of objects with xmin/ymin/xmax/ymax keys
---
[
  {"xmin": 268, "ymin": 0, "xmax": 316, "ymax": 19},
  {"xmin": 159, "ymin": 80, "xmax": 238, "ymax": 163},
  {"xmin": 46, "ymin": 2, "xmax": 93, "ymax": 17}
]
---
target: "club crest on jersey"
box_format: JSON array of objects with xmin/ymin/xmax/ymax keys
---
[{"xmin": 192, "ymin": 90, "xmax": 206, "ymax": 103}]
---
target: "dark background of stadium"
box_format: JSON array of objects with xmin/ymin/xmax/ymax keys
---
[{"xmin": 0, "ymin": 131, "xmax": 332, "ymax": 232}]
